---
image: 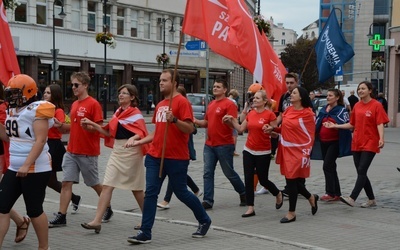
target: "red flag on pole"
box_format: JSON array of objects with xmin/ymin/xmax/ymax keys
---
[
  {"xmin": 226, "ymin": 0, "xmax": 287, "ymax": 101},
  {"xmin": 0, "ymin": 0, "xmax": 20, "ymax": 86},
  {"xmin": 182, "ymin": 0, "xmax": 287, "ymax": 100}
]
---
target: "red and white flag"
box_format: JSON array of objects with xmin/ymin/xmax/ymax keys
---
[
  {"xmin": 182, "ymin": 0, "xmax": 287, "ymax": 100},
  {"xmin": 0, "ymin": 0, "xmax": 20, "ymax": 86}
]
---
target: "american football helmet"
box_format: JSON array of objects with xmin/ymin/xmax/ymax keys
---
[{"xmin": 5, "ymin": 74, "xmax": 38, "ymax": 108}]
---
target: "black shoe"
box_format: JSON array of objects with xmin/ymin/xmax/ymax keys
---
[
  {"xmin": 127, "ymin": 230, "xmax": 151, "ymax": 244},
  {"xmin": 397, "ymin": 167, "xmax": 400, "ymax": 172},
  {"xmin": 280, "ymin": 216, "xmax": 296, "ymax": 223},
  {"xmin": 48, "ymin": 212, "xmax": 66, "ymax": 228},
  {"xmin": 102, "ymin": 206, "xmax": 114, "ymax": 223},
  {"xmin": 239, "ymin": 194, "xmax": 246, "ymax": 206},
  {"xmin": 202, "ymin": 202, "xmax": 213, "ymax": 210},
  {"xmin": 275, "ymin": 192, "xmax": 284, "ymax": 210},
  {"xmin": 71, "ymin": 195, "xmax": 82, "ymax": 214},
  {"xmin": 241, "ymin": 211, "xmax": 255, "ymax": 218},
  {"xmin": 312, "ymin": 194, "xmax": 319, "ymax": 215},
  {"xmin": 192, "ymin": 220, "xmax": 212, "ymax": 238}
]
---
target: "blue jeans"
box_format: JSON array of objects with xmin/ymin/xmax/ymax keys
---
[
  {"xmin": 140, "ymin": 155, "xmax": 210, "ymax": 239},
  {"xmin": 203, "ymin": 144, "xmax": 245, "ymax": 206}
]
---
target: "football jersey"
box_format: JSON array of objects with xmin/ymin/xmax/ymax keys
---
[{"xmin": 6, "ymin": 101, "xmax": 55, "ymax": 173}]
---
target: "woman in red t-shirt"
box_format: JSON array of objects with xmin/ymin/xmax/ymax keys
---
[
  {"xmin": 324, "ymin": 81, "xmax": 389, "ymax": 208},
  {"xmin": 223, "ymin": 90, "xmax": 283, "ymax": 218}
]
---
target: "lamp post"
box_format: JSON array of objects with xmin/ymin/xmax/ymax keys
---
[
  {"xmin": 101, "ymin": 0, "xmax": 109, "ymax": 119},
  {"xmin": 366, "ymin": 23, "xmax": 380, "ymax": 39},
  {"xmin": 160, "ymin": 18, "xmax": 175, "ymax": 69},
  {"xmin": 51, "ymin": 0, "xmax": 66, "ymax": 83}
]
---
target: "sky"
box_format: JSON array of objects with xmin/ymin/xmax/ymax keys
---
[{"xmin": 260, "ymin": 0, "xmax": 320, "ymax": 35}]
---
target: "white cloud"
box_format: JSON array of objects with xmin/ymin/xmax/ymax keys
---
[{"xmin": 260, "ymin": 0, "xmax": 320, "ymax": 35}]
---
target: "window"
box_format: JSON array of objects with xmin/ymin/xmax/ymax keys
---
[
  {"xmin": 143, "ymin": 12, "xmax": 151, "ymax": 39},
  {"xmin": 36, "ymin": 0, "xmax": 46, "ymax": 25},
  {"xmin": 130, "ymin": 10, "xmax": 138, "ymax": 37},
  {"xmin": 282, "ymin": 32, "xmax": 285, "ymax": 36},
  {"xmin": 281, "ymin": 39, "xmax": 286, "ymax": 45},
  {"xmin": 71, "ymin": 0, "xmax": 81, "ymax": 30},
  {"xmin": 88, "ymin": 1, "xmax": 96, "ymax": 31},
  {"xmin": 117, "ymin": 8, "xmax": 124, "ymax": 35},
  {"xmin": 54, "ymin": 2, "xmax": 64, "ymax": 27},
  {"xmin": 15, "ymin": 1, "xmax": 27, "ymax": 22}
]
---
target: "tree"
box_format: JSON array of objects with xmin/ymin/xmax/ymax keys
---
[{"xmin": 280, "ymin": 37, "xmax": 333, "ymax": 91}]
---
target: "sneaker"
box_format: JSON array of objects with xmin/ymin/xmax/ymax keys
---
[
  {"xmin": 340, "ymin": 196, "xmax": 355, "ymax": 207},
  {"xmin": 239, "ymin": 194, "xmax": 246, "ymax": 206},
  {"xmin": 192, "ymin": 220, "xmax": 212, "ymax": 238},
  {"xmin": 157, "ymin": 202, "xmax": 170, "ymax": 209},
  {"xmin": 48, "ymin": 212, "xmax": 66, "ymax": 228},
  {"xmin": 127, "ymin": 230, "xmax": 151, "ymax": 244},
  {"xmin": 255, "ymin": 187, "xmax": 269, "ymax": 195},
  {"xmin": 361, "ymin": 200, "xmax": 377, "ymax": 208},
  {"xmin": 71, "ymin": 195, "xmax": 82, "ymax": 214},
  {"xmin": 202, "ymin": 201, "xmax": 213, "ymax": 210},
  {"xmin": 320, "ymin": 194, "xmax": 340, "ymax": 202},
  {"xmin": 102, "ymin": 206, "xmax": 114, "ymax": 223}
]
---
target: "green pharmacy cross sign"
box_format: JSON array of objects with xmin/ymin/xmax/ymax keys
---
[{"xmin": 369, "ymin": 34, "xmax": 385, "ymax": 51}]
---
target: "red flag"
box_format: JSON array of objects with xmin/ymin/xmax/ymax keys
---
[
  {"xmin": 182, "ymin": 0, "xmax": 287, "ymax": 100},
  {"xmin": 182, "ymin": 0, "xmax": 247, "ymax": 67},
  {"xmin": 0, "ymin": 0, "xmax": 20, "ymax": 86}
]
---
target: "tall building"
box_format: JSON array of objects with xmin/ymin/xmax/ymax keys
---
[
  {"xmin": 387, "ymin": 0, "xmax": 400, "ymax": 126},
  {"xmin": 270, "ymin": 19, "xmax": 298, "ymax": 57}
]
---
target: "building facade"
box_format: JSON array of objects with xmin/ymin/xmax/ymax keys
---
[{"xmin": 8, "ymin": 0, "xmax": 259, "ymax": 111}]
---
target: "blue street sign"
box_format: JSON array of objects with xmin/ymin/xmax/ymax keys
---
[
  {"xmin": 335, "ymin": 66, "xmax": 343, "ymax": 76},
  {"xmin": 185, "ymin": 40, "xmax": 206, "ymax": 51}
]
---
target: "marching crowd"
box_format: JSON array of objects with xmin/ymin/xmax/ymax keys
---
[{"xmin": 0, "ymin": 69, "xmax": 389, "ymax": 249}]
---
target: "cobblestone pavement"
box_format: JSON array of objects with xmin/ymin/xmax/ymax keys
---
[{"xmin": 3, "ymin": 115, "xmax": 400, "ymax": 249}]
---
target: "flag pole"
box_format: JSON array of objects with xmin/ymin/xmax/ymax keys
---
[
  {"xmin": 159, "ymin": 29, "xmax": 184, "ymax": 178},
  {"xmin": 299, "ymin": 49, "xmax": 314, "ymax": 85}
]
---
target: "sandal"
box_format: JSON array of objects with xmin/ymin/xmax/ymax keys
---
[{"xmin": 15, "ymin": 216, "xmax": 31, "ymax": 243}]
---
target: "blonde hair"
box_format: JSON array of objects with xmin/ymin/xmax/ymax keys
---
[
  {"xmin": 229, "ymin": 89, "xmax": 239, "ymax": 99},
  {"xmin": 256, "ymin": 90, "xmax": 272, "ymax": 108}
]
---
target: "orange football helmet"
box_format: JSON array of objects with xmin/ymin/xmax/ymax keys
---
[{"xmin": 5, "ymin": 74, "xmax": 38, "ymax": 107}]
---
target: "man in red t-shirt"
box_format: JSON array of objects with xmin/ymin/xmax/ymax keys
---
[
  {"xmin": 195, "ymin": 79, "xmax": 246, "ymax": 209},
  {"xmin": 127, "ymin": 69, "xmax": 211, "ymax": 244},
  {"xmin": 49, "ymin": 72, "xmax": 109, "ymax": 227}
]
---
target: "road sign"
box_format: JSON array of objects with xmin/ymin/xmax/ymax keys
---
[
  {"xmin": 50, "ymin": 49, "xmax": 59, "ymax": 58},
  {"xmin": 185, "ymin": 40, "xmax": 206, "ymax": 51},
  {"xmin": 169, "ymin": 50, "xmax": 200, "ymax": 57},
  {"xmin": 335, "ymin": 66, "xmax": 343, "ymax": 76},
  {"xmin": 52, "ymin": 61, "xmax": 59, "ymax": 70},
  {"xmin": 334, "ymin": 75, "xmax": 343, "ymax": 81}
]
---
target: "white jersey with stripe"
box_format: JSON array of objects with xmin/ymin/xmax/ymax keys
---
[{"xmin": 6, "ymin": 100, "xmax": 55, "ymax": 173}]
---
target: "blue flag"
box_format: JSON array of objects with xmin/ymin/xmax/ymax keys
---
[{"xmin": 315, "ymin": 11, "xmax": 354, "ymax": 83}]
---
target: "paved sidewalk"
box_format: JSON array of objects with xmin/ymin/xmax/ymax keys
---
[{"xmin": 3, "ymin": 124, "xmax": 400, "ymax": 249}]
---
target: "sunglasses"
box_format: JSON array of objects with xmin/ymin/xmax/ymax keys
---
[{"xmin": 72, "ymin": 83, "xmax": 82, "ymax": 88}]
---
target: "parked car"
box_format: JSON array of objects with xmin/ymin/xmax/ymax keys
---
[
  {"xmin": 187, "ymin": 93, "xmax": 213, "ymax": 120},
  {"xmin": 315, "ymin": 97, "xmax": 327, "ymax": 115}
]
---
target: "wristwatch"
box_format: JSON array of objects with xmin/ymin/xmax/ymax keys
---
[{"xmin": 172, "ymin": 117, "xmax": 178, "ymax": 123}]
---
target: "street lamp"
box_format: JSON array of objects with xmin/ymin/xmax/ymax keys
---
[
  {"xmin": 159, "ymin": 18, "xmax": 175, "ymax": 69},
  {"xmin": 52, "ymin": 0, "xmax": 66, "ymax": 83}
]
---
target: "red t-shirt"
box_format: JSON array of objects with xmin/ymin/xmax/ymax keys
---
[
  {"xmin": 245, "ymin": 109, "xmax": 276, "ymax": 151},
  {"xmin": 205, "ymin": 98, "xmax": 237, "ymax": 146},
  {"xmin": 48, "ymin": 108, "xmax": 65, "ymax": 139},
  {"xmin": 147, "ymin": 94, "xmax": 193, "ymax": 160},
  {"xmin": 350, "ymin": 99, "xmax": 389, "ymax": 153},
  {"xmin": 67, "ymin": 96, "xmax": 103, "ymax": 156},
  {"xmin": 319, "ymin": 117, "xmax": 339, "ymax": 142}
]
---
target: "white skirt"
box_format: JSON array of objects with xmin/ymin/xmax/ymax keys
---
[{"xmin": 103, "ymin": 139, "xmax": 145, "ymax": 191}]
